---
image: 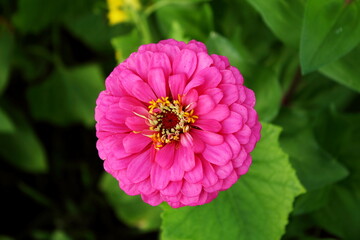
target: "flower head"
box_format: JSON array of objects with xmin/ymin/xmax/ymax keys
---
[{"xmin": 95, "ymin": 39, "xmax": 261, "ymax": 208}]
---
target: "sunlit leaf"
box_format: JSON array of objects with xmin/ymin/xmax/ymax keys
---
[{"xmin": 161, "ymin": 123, "xmax": 304, "ymax": 240}]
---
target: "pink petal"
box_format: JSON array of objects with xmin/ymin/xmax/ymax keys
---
[
  {"xmin": 182, "ymin": 89, "xmax": 198, "ymax": 109},
  {"xmin": 177, "ymin": 145, "xmax": 195, "ymax": 171},
  {"xmin": 157, "ymin": 43, "xmax": 180, "ymax": 62},
  {"xmin": 224, "ymin": 134, "xmax": 241, "ymax": 158},
  {"xmin": 181, "ymin": 181, "xmax": 202, "ymax": 197},
  {"xmin": 203, "ymin": 88, "xmax": 223, "ymax": 104},
  {"xmin": 202, "ymin": 142, "xmax": 232, "ymax": 166},
  {"xmin": 123, "ymin": 132, "xmax": 151, "ymax": 154},
  {"xmin": 235, "ymin": 124, "xmax": 251, "ymax": 145},
  {"xmin": 105, "ymin": 104, "xmax": 133, "ymax": 124},
  {"xmin": 169, "ymin": 155, "xmax": 184, "ymax": 181},
  {"xmin": 193, "ymin": 119, "xmax": 222, "ymax": 132},
  {"xmin": 155, "ymin": 143, "xmax": 175, "ymax": 169},
  {"xmin": 220, "ymin": 70, "xmax": 236, "ymax": 84},
  {"xmin": 169, "ymin": 73, "xmax": 186, "ymax": 99},
  {"xmin": 244, "ymin": 88, "xmax": 256, "ymax": 107},
  {"xmin": 126, "ymin": 150, "xmax": 152, "ymax": 183},
  {"xmin": 183, "ymin": 75, "xmax": 204, "ymax": 94},
  {"xmin": 200, "ymin": 104, "xmax": 230, "ymax": 121},
  {"xmin": 180, "ymin": 132, "xmax": 193, "ymax": 148},
  {"xmin": 201, "ymin": 160, "xmax": 218, "ymax": 188},
  {"xmin": 120, "ymin": 182, "xmax": 140, "ymax": 196},
  {"xmin": 98, "ymin": 118, "xmax": 129, "ymax": 133},
  {"xmin": 233, "ymin": 148, "xmax": 247, "ymax": 168},
  {"xmin": 230, "ymin": 66, "xmax": 244, "ymax": 84},
  {"xmin": 118, "ymin": 96, "xmax": 144, "ymax": 112},
  {"xmin": 184, "ymin": 157, "xmax": 203, "ymax": 183},
  {"xmin": 162, "ymin": 193, "xmax": 181, "ymax": 203},
  {"xmin": 141, "ymin": 191, "xmax": 163, "ymax": 206},
  {"xmin": 196, "ymin": 67, "xmax": 222, "ymax": 91},
  {"xmin": 221, "ymin": 111, "xmax": 243, "ymax": 134},
  {"xmin": 106, "ymin": 154, "xmax": 133, "ymax": 170},
  {"xmin": 214, "ymin": 161, "xmax": 234, "ymax": 179},
  {"xmin": 148, "ymin": 68, "xmax": 167, "ymax": 98},
  {"xmin": 221, "ymin": 171, "xmax": 238, "ymax": 190},
  {"xmin": 127, "ymin": 51, "xmax": 153, "ymax": 80},
  {"xmin": 204, "ymin": 179, "xmax": 223, "ymax": 192},
  {"xmin": 150, "ymin": 52, "xmax": 172, "ymax": 77},
  {"xmin": 138, "ymin": 178, "xmax": 156, "ymax": 195},
  {"xmin": 150, "ymin": 163, "xmax": 170, "ymax": 190},
  {"xmin": 244, "ymin": 134, "xmax": 257, "ymax": 153},
  {"xmin": 125, "ymin": 116, "xmax": 148, "ymax": 132},
  {"xmin": 246, "ymin": 107, "xmax": 258, "ymax": 128},
  {"xmin": 180, "ymin": 195, "xmax": 200, "ymax": 205},
  {"xmin": 131, "ymin": 81, "xmax": 157, "ymax": 103},
  {"xmin": 194, "ymin": 52, "xmax": 213, "ymax": 74},
  {"xmin": 219, "ymin": 84, "xmax": 239, "ymax": 105},
  {"xmin": 195, "ymin": 95, "xmax": 216, "ymax": 115},
  {"xmin": 192, "ymin": 134, "xmax": 205, "ymax": 153},
  {"xmin": 191, "ymin": 129, "xmax": 224, "ymax": 146},
  {"xmin": 235, "ymin": 155, "xmax": 252, "ymax": 176},
  {"xmin": 173, "ymin": 49, "xmax": 197, "ymax": 78},
  {"xmin": 119, "ymin": 69, "xmax": 143, "ymax": 94},
  {"xmin": 231, "ymin": 103, "xmax": 248, "ymax": 123},
  {"xmin": 160, "ymin": 181, "xmax": 182, "ymax": 196}
]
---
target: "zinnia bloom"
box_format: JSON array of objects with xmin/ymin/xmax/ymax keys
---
[{"xmin": 95, "ymin": 39, "xmax": 261, "ymax": 208}]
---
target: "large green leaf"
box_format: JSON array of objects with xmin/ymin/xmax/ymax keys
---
[
  {"xmin": 246, "ymin": 0, "xmax": 305, "ymax": 47},
  {"xmin": 300, "ymin": 0, "xmax": 360, "ymax": 74},
  {"xmin": 275, "ymin": 109, "xmax": 348, "ymax": 191},
  {"xmin": 100, "ymin": 173, "xmax": 162, "ymax": 231},
  {"xmin": 312, "ymin": 112, "xmax": 360, "ymax": 240},
  {"xmin": 0, "ymin": 26, "xmax": 14, "ymax": 94},
  {"xmin": 0, "ymin": 106, "xmax": 47, "ymax": 173},
  {"xmin": 27, "ymin": 64, "xmax": 104, "ymax": 127},
  {"xmin": 161, "ymin": 123, "xmax": 304, "ymax": 240},
  {"xmin": 320, "ymin": 45, "xmax": 360, "ymax": 93}
]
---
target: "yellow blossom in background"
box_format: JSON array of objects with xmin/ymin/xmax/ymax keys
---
[{"xmin": 107, "ymin": 0, "xmax": 141, "ymax": 25}]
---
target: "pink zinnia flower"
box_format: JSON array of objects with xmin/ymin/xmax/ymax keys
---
[{"xmin": 95, "ymin": 39, "xmax": 261, "ymax": 208}]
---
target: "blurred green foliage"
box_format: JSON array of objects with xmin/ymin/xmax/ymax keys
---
[{"xmin": 1, "ymin": 0, "xmax": 360, "ymax": 239}]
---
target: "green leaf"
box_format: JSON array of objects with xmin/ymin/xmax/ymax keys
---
[
  {"xmin": 246, "ymin": 0, "xmax": 305, "ymax": 47},
  {"xmin": 100, "ymin": 173, "xmax": 162, "ymax": 231},
  {"xmin": 0, "ymin": 106, "xmax": 47, "ymax": 173},
  {"xmin": 206, "ymin": 32, "xmax": 248, "ymax": 70},
  {"xmin": 0, "ymin": 108, "xmax": 15, "ymax": 133},
  {"xmin": 246, "ymin": 67, "xmax": 282, "ymax": 122},
  {"xmin": 300, "ymin": 0, "xmax": 360, "ymax": 74},
  {"xmin": 12, "ymin": 0, "xmax": 96, "ymax": 34},
  {"xmin": 64, "ymin": 11, "xmax": 112, "ymax": 52},
  {"xmin": 313, "ymin": 112, "xmax": 360, "ymax": 239},
  {"xmin": 320, "ymin": 45, "xmax": 360, "ymax": 93},
  {"xmin": 314, "ymin": 183, "xmax": 360, "ymax": 240},
  {"xmin": 155, "ymin": 0, "xmax": 213, "ymax": 41},
  {"xmin": 27, "ymin": 64, "xmax": 104, "ymax": 127},
  {"xmin": 161, "ymin": 123, "xmax": 304, "ymax": 240},
  {"xmin": 111, "ymin": 29, "xmax": 141, "ymax": 63},
  {"xmin": 0, "ymin": 26, "xmax": 14, "ymax": 94},
  {"xmin": 275, "ymin": 109, "xmax": 349, "ymax": 191}
]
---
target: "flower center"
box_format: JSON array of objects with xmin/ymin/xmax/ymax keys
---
[{"xmin": 147, "ymin": 96, "xmax": 198, "ymax": 149}]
